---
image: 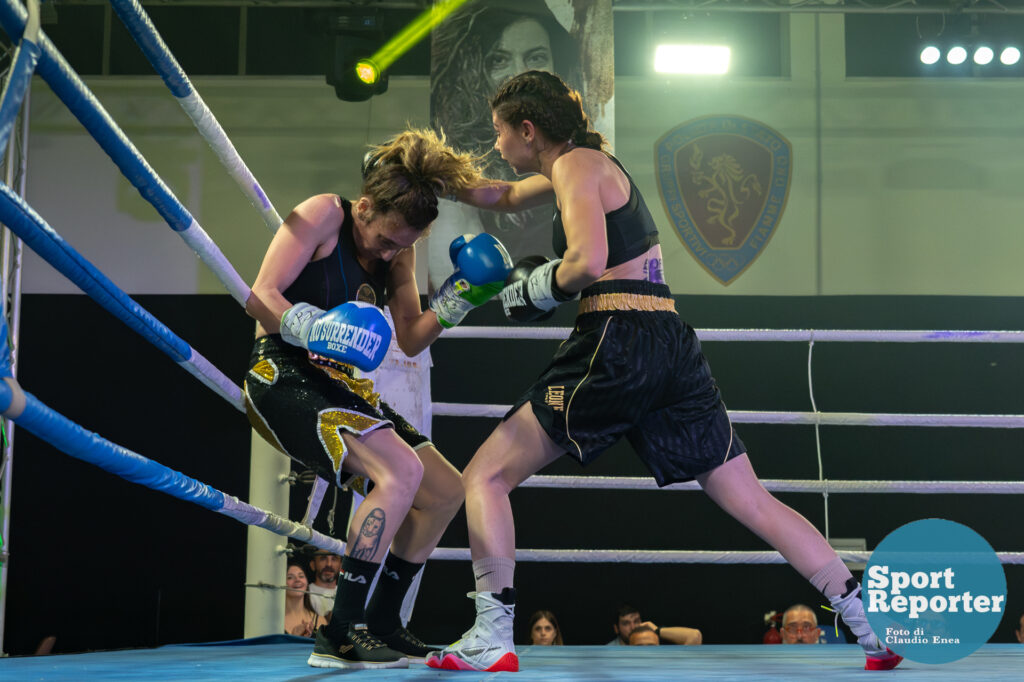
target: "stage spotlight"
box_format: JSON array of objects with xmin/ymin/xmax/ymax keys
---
[
  {"xmin": 328, "ymin": 15, "xmax": 388, "ymax": 102},
  {"xmin": 654, "ymin": 45, "xmax": 731, "ymax": 75},
  {"xmin": 973, "ymin": 46, "xmax": 994, "ymax": 65},
  {"xmin": 947, "ymin": 46, "xmax": 967, "ymax": 65},
  {"xmin": 919, "ymin": 46, "xmax": 941, "ymax": 65},
  {"xmin": 1000, "ymin": 47, "xmax": 1021, "ymax": 65},
  {"xmin": 354, "ymin": 59, "xmax": 381, "ymax": 85}
]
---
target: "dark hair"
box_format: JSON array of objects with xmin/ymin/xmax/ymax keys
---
[
  {"xmin": 490, "ymin": 70, "xmax": 607, "ymax": 151},
  {"xmin": 615, "ymin": 604, "xmax": 640, "ymax": 624},
  {"xmin": 428, "ymin": 0, "xmax": 587, "ymax": 241},
  {"xmin": 528, "ymin": 609, "xmax": 564, "ymax": 645},
  {"xmin": 430, "ymin": 0, "xmax": 582, "ymax": 170},
  {"xmin": 361, "ymin": 128, "xmax": 484, "ymax": 230},
  {"xmin": 286, "ymin": 562, "xmax": 316, "ymax": 618}
]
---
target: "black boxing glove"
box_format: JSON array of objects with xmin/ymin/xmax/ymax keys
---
[{"xmin": 500, "ymin": 256, "xmax": 576, "ymax": 323}]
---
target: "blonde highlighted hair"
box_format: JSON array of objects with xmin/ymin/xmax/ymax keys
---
[{"xmin": 361, "ymin": 128, "xmax": 484, "ymax": 230}]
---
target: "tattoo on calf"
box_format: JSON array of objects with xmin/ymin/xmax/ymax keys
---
[{"xmin": 351, "ymin": 507, "xmax": 386, "ymax": 560}]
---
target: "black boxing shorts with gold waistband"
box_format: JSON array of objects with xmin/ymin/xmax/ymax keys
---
[
  {"xmin": 506, "ymin": 279, "xmax": 745, "ymax": 487},
  {"xmin": 243, "ymin": 335, "xmax": 429, "ymax": 487}
]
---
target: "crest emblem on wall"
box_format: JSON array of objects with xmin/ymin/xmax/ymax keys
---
[{"xmin": 655, "ymin": 115, "xmax": 792, "ymax": 285}]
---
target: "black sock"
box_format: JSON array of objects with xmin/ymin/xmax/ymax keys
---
[
  {"xmin": 324, "ymin": 555, "xmax": 379, "ymax": 639},
  {"xmin": 365, "ymin": 554, "xmax": 423, "ymax": 634}
]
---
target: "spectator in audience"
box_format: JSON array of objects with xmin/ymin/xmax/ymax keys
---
[
  {"xmin": 1016, "ymin": 612, "xmax": 1024, "ymax": 643},
  {"xmin": 607, "ymin": 604, "xmax": 702, "ymax": 646},
  {"xmin": 628, "ymin": 625, "xmax": 660, "ymax": 646},
  {"xmin": 528, "ymin": 610, "xmax": 563, "ymax": 645},
  {"xmin": 285, "ymin": 563, "xmax": 322, "ymax": 637},
  {"xmin": 33, "ymin": 636, "xmax": 57, "ymax": 655},
  {"xmin": 307, "ymin": 549, "xmax": 341, "ymax": 619},
  {"xmin": 781, "ymin": 604, "xmax": 821, "ymax": 644}
]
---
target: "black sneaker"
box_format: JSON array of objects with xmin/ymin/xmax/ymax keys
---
[
  {"xmin": 372, "ymin": 625, "xmax": 438, "ymax": 660},
  {"xmin": 307, "ymin": 624, "xmax": 409, "ymax": 670}
]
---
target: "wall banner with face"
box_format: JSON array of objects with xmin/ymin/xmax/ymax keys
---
[{"xmin": 428, "ymin": 0, "xmax": 614, "ymax": 291}]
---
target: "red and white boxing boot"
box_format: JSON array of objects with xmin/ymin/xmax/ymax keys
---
[
  {"xmin": 829, "ymin": 580, "xmax": 903, "ymax": 671},
  {"xmin": 425, "ymin": 588, "xmax": 518, "ymax": 672}
]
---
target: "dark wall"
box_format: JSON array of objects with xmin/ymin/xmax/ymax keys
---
[
  {"xmin": 6, "ymin": 295, "xmax": 253, "ymax": 655},
  {"xmin": 424, "ymin": 296, "xmax": 1024, "ymax": 647},
  {"xmin": 5, "ymin": 293, "xmax": 1023, "ymax": 654}
]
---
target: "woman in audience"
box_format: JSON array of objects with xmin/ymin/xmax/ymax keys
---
[
  {"xmin": 528, "ymin": 610, "xmax": 563, "ymax": 645},
  {"xmin": 285, "ymin": 563, "xmax": 322, "ymax": 637}
]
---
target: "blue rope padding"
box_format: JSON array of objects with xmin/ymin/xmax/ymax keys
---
[
  {"xmin": 0, "ymin": 381, "xmax": 225, "ymax": 511},
  {"xmin": 109, "ymin": 0, "xmax": 191, "ymax": 98},
  {"xmin": 0, "ymin": 36, "xmax": 40, "ymax": 154},
  {"xmin": 0, "ymin": 315, "xmax": 12, "ymax": 378},
  {"xmin": 0, "ymin": 0, "xmax": 193, "ymax": 232},
  {"xmin": 0, "ymin": 182, "xmax": 193, "ymax": 363}
]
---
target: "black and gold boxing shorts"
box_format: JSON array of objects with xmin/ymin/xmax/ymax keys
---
[
  {"xmin": 243, "ymin": 334, "xmax": 429, "ymax": 487},
  {"xmin": 507, "ymin": 279, "xmax": 745, "ymax": 486}
]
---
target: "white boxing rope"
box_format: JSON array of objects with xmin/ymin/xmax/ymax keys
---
[
  {"xmin": 441, "ymin": 326, "xmax": 1024, "ymax": 343},
  {"xmin": 219, "ymin": 495, "xmax": 344, "ymax": 556},
  {"xmin": 428, "ymin": 547, "xmax": 1024, "ymax": 565},
  {"xmin": 108, "ymin": 0, "xmax": 283, "ymax": 232},
  {"xmin": 727, "ymin": 411, "xmax": 1024, "ymax": 428},
  {"xmin": 177, "ymin": 93, "xmax": 282, "ymax": 231},
  {"xmin": 180, "ymin": 347, "xmax": 244, "ymax": 412},
  {"xmin": 179, "ymin": 221, "xmax": 251, "ymax": 308},
  {"xmin": 433, "ymin": 402, "xmax": 508, "ymax": 418},
  {"xmin": 519, "ymin": 475, "xmax": 1024, "ymax": 495},
  {"xmin": 433, "ymin": 402, "xmax": 1024, "ymax": 428}
]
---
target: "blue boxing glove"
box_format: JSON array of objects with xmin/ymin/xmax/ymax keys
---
[
  {"xmin": 279, "ymin": 301, "xmax": 391, "ymax": 372},
  {"xmin": 500, "ymin": 256, "xmax": 576, "ymax": 323},
  {"xmin": 429, "ymin": 233, "xmax": 513, "ymax": 328}
]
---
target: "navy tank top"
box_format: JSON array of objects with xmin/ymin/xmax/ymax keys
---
[
  {"xmin": 282, "ymin": 197, "xmax": 388, "ymax": 310},
  {"xmin": 551, "ymin": 154, "xmax": 659, "ymax": 267}
]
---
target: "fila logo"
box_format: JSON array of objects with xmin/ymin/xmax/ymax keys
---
[
  {"xmin": 382, "ymin": 567, "xmax": 400, "ymax": 581},
  {"xmin": 338, "ymin": 644, "xmax": 354, "ymax": 654},
  {"xmin": 341, "ymin": 571, "xmax": 368, "ymax": 584},
  {"xmin": 544, "ymin": 385, "xmax": 566, "ymax": 412}
]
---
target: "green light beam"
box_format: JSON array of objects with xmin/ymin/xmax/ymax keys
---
[{"xmin": 368, "ymin": 0, "xmax": 471, "ymax": 75}]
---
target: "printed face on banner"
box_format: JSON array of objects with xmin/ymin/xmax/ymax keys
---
[
  {"xmin": 428, "ymin": 0, "xmax": 613, "ymax": 292},
  {"xmin": 655, "ymin": 115, "xmax": 793, "ymax": 286}
]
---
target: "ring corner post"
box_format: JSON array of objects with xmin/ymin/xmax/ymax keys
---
[{"xmin": 243, "ymin": 431, "xmax": 290, "ymax": 638}]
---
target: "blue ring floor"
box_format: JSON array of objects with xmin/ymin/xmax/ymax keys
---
[{"xmin": 1, "ymin": 637, "xmax": 1021, "ymax": 680}]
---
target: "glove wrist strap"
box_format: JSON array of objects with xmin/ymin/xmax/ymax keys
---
[
  {"xmin": 280, "ymin": 302, "xmax": 324, "ymax": 348},
  {"xmin": 527, "ymin": 259, "xmax": 575, "ymax": 312},
  {"xmin": 428, "ymin": 278, "xmax": 471, "ymax": 328}
]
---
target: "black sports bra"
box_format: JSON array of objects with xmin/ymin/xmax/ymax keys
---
[
  {"xmin": 281, "ymin": 198, "xmax": 388, "ymax": 310},
  {"xmin": 551, "ymin": 154, "xmax": 659, "ymax": 267}
]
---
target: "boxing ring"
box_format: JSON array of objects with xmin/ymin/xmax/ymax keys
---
[
  {"xmin": 0, "ymin": 0, "xmax": 1022, "ymax": 678},
  {"xmin": 0, "ymin": 637, "xmax": 1021, "ymax": 681}
]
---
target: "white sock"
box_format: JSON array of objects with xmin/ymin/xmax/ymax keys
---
[{"xmin": 472, "ymin": 557, "xmax": 515, "ymax": 594}]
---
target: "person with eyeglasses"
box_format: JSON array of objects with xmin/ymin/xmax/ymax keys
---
[{"xmin": 781, "ymin": 604, "xmax": 821, "ymax": 645}]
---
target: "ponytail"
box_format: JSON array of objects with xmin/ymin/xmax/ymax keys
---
[
  {"xmin": 361, "ymin": 128, "xmax": 485, "ymax": 229},
  {"xmin": 492, "ymin": 70, "xmax": 607, "ymax": 151}
]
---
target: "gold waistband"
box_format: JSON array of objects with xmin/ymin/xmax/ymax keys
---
[{"xmin": 578, "ymin": 292, "xmax": 677, "ymax": 314}]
